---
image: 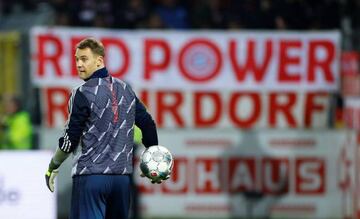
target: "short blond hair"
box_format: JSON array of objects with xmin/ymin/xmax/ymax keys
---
[{"xmin": 76, "ymin": 38, "xmax": 105, "ymax": 57}]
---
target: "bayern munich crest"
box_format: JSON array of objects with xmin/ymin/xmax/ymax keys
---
[{"xmin": 179, "ymin": 40, "xmax": 222, "ymax": 81}]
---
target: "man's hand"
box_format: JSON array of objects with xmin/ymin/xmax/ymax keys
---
[
  {"xmin": 45, "ymin": 159, "xmax": 60, "ymax": 192},
  {"xmin": 45, "ymin": 168, "xmax": 59, "ymax": 192}
]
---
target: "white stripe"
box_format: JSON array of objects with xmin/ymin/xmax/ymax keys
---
[
  {"xmin": 113, "ymin": 152, "xmax": 121, "ymax": 161},
  {"xmin": 117, "ymin": 79, "xmax": 126, "ymax": 90},
  {"xmin": 63, "ymin": 140, "xmax": 68, "ymax": 151},
  {"xmin": 88, "ymin": 125, "xmax": 95, "ymax": 132},
  {"xmin": 61, "ymin": 133, "xmax": 68, "ymax": 151},
  {"xmin": 127, "ymin": 148, "xmax": 133, "ymax": 161},
  {"xmin": 61, "ymin": 89, "xmax": 77, "ymax": 152},
  {"xmin": 79, "ymin": 167, "xmax": 87, "ymax": 175},
  {"xmin": 94, "ymin": 86, "xmax": 99, "ymax": 95},
  {"xmin": 62, "ymin": 139, "xmax": 66, "ymax": 151},
  {"xmin": 120, "ymin": 120, "xmax": 126, "ymax": 129},
  {"xmin": 106, "ymin": 99, "xmax": 111, "ymax": 108},
  {"xmin": 104, "ymin": 167, "xmax": 111, "ymax": 174},
  {"xmin": 127, "ymin": 98, "xmax": 135, "ymax": 114},
  {"xmin": 65, "ymin": 140, "xmax": 71, "ymax": 152},
  {"xmin": 122, "ymin": 144, "xmax": 127, "ymax": 153},
  {"xmin": 98, "ymin": 132, "xmax": 106, "ymax": 141},
  {"xmin": 112, "ymin": 128, "xmax": 119, "ymax": 138},
  {"xmin": 84, "ymin": 147, "xmax": 93, "ymax": 156},
  {"xmin": 127, "ymin": 126, "xmax": 134, "ymax": 137},
  {"xmin": 118, "ymin": 96, "xmax": 124, "ymax": 106},
  {"xmin": 60, "ymin": 133, "xmax": 72, "ymax": 153},
  {"xmin": 65, "ymin": 134, "xmax": 70, "ymax": 152},
  {"xmin": 64, "ymin": 90, "xmax": 76, "ymax": 129},
  {"xmin": 65, "ymin": 142, "xmax": 69, "ymax": 152},
  {"xmin": 93, "ymin": 154, "xmax": 101, "ymax": 163}
]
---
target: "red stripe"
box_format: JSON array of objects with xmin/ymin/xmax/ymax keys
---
[
  {"xmin": 271, "ymin": 204, "xmax": 316, "ymax": 213},
  {"xmin": 269, "ymin": 139, "xmax": 316, "ymax": 148},
  {"xmin": 186, "ymin": 139, "xmax": 233, "ymax": 148},
  {"xmin": 185, "ymin": 204, "xmax": 230, "ymax": 212}
]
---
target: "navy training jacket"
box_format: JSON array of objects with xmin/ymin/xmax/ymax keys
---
[{"xmin": 58, "ymin": 67, "xmax": 158, "ymax": 176}]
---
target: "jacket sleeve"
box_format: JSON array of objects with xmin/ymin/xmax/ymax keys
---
[
  {"xmin": 135, "ymin": 97, "xmax": 158, "ymax": 148},
  {"xmin": 58, "ymin": 88, "xmax": 90, "ymax": 153}
]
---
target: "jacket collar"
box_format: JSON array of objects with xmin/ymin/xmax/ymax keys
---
[{"xmin": 85, "ymin": 67, "xmax": 109, "ymax": 81}]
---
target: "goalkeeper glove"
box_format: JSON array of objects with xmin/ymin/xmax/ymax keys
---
[{"xmin": 45, "ymin": 159, "xmax": 60, "ymax": 192}]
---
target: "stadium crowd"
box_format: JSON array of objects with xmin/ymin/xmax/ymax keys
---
[{"xmin": 0, "ymin": 0, "xmax": 356, "ymax": 30}]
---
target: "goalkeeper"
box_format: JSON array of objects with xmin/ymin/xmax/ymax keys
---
[{"xmin": 45, "ymin": 37, "xmax": 164, "ymax": 219}]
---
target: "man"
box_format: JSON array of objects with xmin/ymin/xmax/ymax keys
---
[
  {"xmin": 45, "ymin": 38, "xmax": 162, "ymax": 219},
  {"xmin": 0, "ymin": 95, "xmax": 33, "ymax": 150}
]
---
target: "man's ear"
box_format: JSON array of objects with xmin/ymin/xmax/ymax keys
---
[{"xmin": 97, "ymin": 56, "xmax": 104, "ymax": 67}]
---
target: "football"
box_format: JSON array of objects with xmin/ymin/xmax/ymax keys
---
[{"xmin": 140, "ymin": 145, "xmax": 173, "ymax": 182}]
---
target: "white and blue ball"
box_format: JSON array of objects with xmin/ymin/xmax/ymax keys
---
[{"xmin": 140, "ymin": 145, "xmax": 173, "ymax": 181}]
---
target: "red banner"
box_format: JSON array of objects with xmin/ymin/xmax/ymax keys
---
[{"xmin": 30, "ymin": 27, "xmax": 341, "ymax": 91}]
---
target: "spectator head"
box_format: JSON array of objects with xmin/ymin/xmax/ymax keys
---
[
  {"xmin": 147, "ymin": 13, "xmax": 164, "ymax": 29},
  {"xmin": 2, "ymin": 94, "xmax": 22, "ymax": 115}
]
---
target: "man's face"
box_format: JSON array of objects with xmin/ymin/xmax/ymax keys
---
[{"xmin": 75, "ymin": 48, "xmax": 103, "ymax": 80}]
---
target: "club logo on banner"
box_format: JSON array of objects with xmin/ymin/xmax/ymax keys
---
[{"xmin": 179, "ymin": 39, "xmax": 222, "ymax": 82}]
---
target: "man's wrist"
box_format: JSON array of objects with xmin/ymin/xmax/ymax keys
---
[{"xmin": 48, "ymin": 159, "xmax": 60, "ymax": 172}]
